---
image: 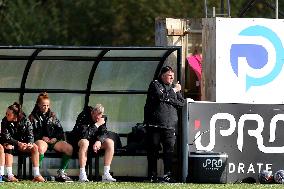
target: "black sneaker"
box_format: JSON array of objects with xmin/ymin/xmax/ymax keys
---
[
  {"xmin": 162, "ymin": 174, "xmax": 176, "ymax": 183},
  {"xmin": 56, "ymin": 170, "xmax": 73, "ymax": 182}
]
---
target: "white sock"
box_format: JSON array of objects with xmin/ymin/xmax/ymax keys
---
[
  {"xmin": 104, "ymin": 166, "xmax": 110, "ymax": 175},
  {"xmin": 80, "ymin": 167, "xmax": 86, "ymax": 175},
  {"xmin": 6, "ymin": 167, "xmax": 13, "ymax": 177},
  {"xmin": 0, "ymin": 166, "xmax": 4, "ymax": 176},
  {"xmin": 33, "ymin": 167, "xmax": 40, "ymax": 177}
]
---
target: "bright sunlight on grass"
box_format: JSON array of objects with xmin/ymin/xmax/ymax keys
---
[{"xmin": 0, "ymin": 182, "xmax": 282, "ymax": 189}]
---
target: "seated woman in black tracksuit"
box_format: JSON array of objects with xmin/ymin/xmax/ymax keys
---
[
  {"xmin": 29, "ymin": 92, "xmax": 73, "ymax": 182},
  {"xmin": 1, "ymin": 102, "xmax": 45, "ymax": 182}
]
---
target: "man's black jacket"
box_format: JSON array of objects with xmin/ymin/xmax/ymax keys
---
[{"xmin": 144, "ymin": 79, "xmax": 185, "ymax": 129}]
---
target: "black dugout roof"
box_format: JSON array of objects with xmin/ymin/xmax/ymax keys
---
[{"xmin": 0, "ymin": 46, "xmax": 181, "ymax": 107}]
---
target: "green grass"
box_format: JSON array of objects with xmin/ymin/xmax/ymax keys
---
[{"xmin": 0, "ymin": 182, "xmax": 282, "ymax": 189}]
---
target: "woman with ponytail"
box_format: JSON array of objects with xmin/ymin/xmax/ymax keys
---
[
  {"xmin": 29, "ymin": 92, "xmax": 73, "ymax": 182},
  {"xmin": 1, "ymin": 102, "xmax": 45, "ymax": 182}
]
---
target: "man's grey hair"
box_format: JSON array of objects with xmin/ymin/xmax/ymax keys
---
[{"xmin": 93, "ymin": 104, "xmax": 104, "ymax": 114}]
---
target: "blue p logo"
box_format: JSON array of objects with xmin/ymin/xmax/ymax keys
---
[{"xmin": 230, "ymin": 25, "xmax": 284, "ymax": 91}]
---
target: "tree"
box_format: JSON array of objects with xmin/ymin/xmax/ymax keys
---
[{"xmin": 0, "ymin": 0, "xmax": 283, "ymax": 46}]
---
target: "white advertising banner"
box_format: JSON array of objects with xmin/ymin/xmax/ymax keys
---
[{"xmin": 216, "ymin": 18, "xmax": 284, "ymax": 103}]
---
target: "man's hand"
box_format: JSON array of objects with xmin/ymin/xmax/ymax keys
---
[
  {"xmin": 173, "ymin": 81, "xmax": 181, "ymax": 92},
  {"xmin": 93, "ymin": 141, "xmax": 102, "ymax": 153}
]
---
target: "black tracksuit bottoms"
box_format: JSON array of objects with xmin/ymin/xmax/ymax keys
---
[{"xmin": 146, "ymin": 126, "xmax": 176, "ymax": 177}]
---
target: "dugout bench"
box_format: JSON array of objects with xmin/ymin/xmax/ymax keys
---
[{"xmin": 18, "ymin": 130, "xmax": 149, "ymax": 181}]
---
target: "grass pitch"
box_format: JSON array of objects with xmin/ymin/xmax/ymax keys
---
[{"xmin": 0, "ymin": 182, "xmax": 282, "ymax": 189}]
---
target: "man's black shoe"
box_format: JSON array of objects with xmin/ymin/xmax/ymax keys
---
[{"xmin": 161, "ymin": 174, "xmax": 176, "ymax": 183}]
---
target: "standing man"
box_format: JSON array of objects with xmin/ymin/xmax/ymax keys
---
[
  {"xmin": 71, "ymin": 104, "xmax": 116, "ymax": 182},
  {"xmin": 144, "ymin": 66, "xmax": 185, "ymax": 183}
]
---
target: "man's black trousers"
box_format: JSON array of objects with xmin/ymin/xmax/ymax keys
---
[{"xmin": 146, "ymin": 126, "xmax": 176, "ymax": 177}]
